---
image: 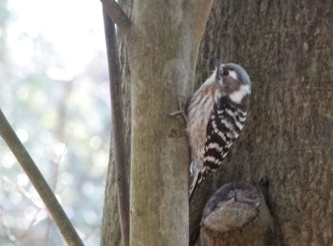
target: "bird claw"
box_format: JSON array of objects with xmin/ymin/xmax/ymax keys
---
[
  {"xmin": 170, "ymin": 110, "xmax": 188, "ymax": 123},
  {"xmin": 170, "ymin": 97, "xmax": 188, "ymax": 123}
]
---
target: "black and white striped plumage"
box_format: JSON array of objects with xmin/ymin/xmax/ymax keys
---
[{"xmin": 187, "ymin": 60, "xmax": 251, "ymax": 200}]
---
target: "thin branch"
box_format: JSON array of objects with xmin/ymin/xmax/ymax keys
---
[
  {"xmin": 18, "ymin": 208, "xmax": 42, "ymax": 241},
  {"xmin": 0, "ymin": 206, "xmax": 19, "ymax": 245},
  {"xmin": 101, "ymin": 0, "xmax": 132, "ymax": 34},
  {"xmin": 44, "ymin": 215, "xmax": 53, "ymax": 246},
  {"xmin": 103, "ymin": 8, "xmax": 130, "ymax": 246},
  {"xmin": 0, "ymin": 108, "xmax": 84, "ymax": 246},
  {"xmin": 83, "ymin": 226, "xmax": 99, "ymax": 242}
]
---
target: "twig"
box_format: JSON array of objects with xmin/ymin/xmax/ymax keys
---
[
  {"xmin": 103, "ymin": 9, "xmax": 130, "ymax": 246},
  {"xmin": 44, "ymin": 216, "xmax": 53, "ymax": 246},
  {"xmin": 0, "ymin": 108, "xmax": 84, "ymax": 246},
  {"xmin": 83, "ymin": 226, "xmax": 99, "ymax": 242},
  {"xmin": 100, "ymin": 0, "xmax": 132, "ymax": 34},
  {"xmin": 0, "ymin": 206, "xmax": 19, "ymax": 245},
  {"xmin": 1, "ymin": 175, "xmax": 42, "ymax": 208},
  {"xmin": 18, "ymin": 208, "xmax": 42, "ymax": 241}
]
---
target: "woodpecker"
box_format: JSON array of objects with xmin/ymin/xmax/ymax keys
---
[{"xmin": 187, "ymin": 59, "xmax": 251, "ymax": 200}]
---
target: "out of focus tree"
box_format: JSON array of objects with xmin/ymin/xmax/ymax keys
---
[{"xmin": 0, "ymin": 1, "xmax": 110, "ymax": 245}]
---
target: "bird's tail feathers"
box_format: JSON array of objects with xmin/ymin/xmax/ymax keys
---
[
  {"xmin": 189, "ymin": 171, "xmax": 204, "ymax": 202},
  {"xmin": 189, "ymin": 171, "xmax": 199, "ymax": 202}
]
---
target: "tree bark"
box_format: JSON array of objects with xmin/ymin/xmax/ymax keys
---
[
  {"xmin": 126, "ymin": 1, "xmax": 213, "ymax": 245},
  {"xmin": 100, "ymin": 148, "xmax": 122, "ymax": 246},
  {"xmin": 100, "ymin": 1, "xmax": 133, "ymax": 245},
  {"xmin": 197, "ymin": 181, "xmax": 275, "ymax": 246},
  {"xmin": 190, "ymin": 0, "xmax": 333, "ymax": 245},
  {"xmin": 102, "ymin": 9, "xmax": 130, "ymax": 246}
]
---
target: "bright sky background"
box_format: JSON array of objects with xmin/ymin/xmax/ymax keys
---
[
  {"xmin": 1, "ymin": 1, "xmax": 110, "ymax": 245},
  {"xmin": 7, "ymin": 0, "xmax": 106, "ymax": 80}
]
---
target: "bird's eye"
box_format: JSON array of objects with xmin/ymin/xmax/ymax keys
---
[{"xmin": 223, "ymin": 70, "xmax": 229, "ymax": 76}]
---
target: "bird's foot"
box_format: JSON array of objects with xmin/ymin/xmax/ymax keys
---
[{"xmin": 170, "ymin": 96, "xmax": 188, "ymax": 123}]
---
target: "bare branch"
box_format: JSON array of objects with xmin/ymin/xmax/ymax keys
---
[
  {"xmin": 0, "ymin": 108, "xmax": 84, "ymax": 246},
  {"xmin": 0, "ymin": 206, "xmax": 19, "ymax": 245},
  {"xmin": 18, "ymin": 208, "xmax": 42, "ymax": 241},
  {"xmin": 100, "ymin": 0, "xmax": 132, "ymax": 34},
  {"xmin": 44, "ymin": 216, "xmax": 53, "ymax": 246},
  {"xmin": 102, "ymin": 8, "xmax": 130, "ymax": 246}
]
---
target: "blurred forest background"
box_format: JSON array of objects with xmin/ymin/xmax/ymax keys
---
[{"xmin": 0, "ymin": 0, "xmax": 110, "ymax": 245}]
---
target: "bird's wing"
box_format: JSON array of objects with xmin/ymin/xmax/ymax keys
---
[{"xmin": 204, "ymin": 96, "xmax": 243, "ymax": 170}]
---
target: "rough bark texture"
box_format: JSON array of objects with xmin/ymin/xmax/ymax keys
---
[
  {"xmin": 127, "ymin": 1, "xmax": 213, "ymax": 245},
  {"xmin": 100, "ymin": 1, "xmax": 133, "ymax": 245},
  {"xmin": 103, "ymin": 9, "xmax": 130, "ymax": 246},
  {"xmin": 190, "ymin": 0, "xmax": 333, "ymax": 245},
  {"xmin": 197, "ymin": 182, "xmax": 275, "ymax": 246},
  {"xmin": 100, "ymin": 148, "xmax": 122, "ymax": 246}
]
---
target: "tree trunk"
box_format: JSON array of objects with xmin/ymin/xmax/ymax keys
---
[
  {"xmin": 100, "ymin": 148, "xmax": 122, "ymax": 246},
  {"xmin": 190, "ymin": 0, "xmax": 333, "ymax": 245},
  {"xmin": 127, "ymin": 1, "xmax": 213, "ymax": 245},
  {"xmin": 100, "ymin": 1, "xmax": 133, "ymax": 245},
  {"xmin": 101, "ymin": 0, "xmax": 213, "ymax": 245}
]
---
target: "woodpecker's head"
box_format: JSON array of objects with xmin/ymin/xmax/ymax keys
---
[{"xmin": 214, "ymin": 59, "xmax": 251, "ymax": 104}]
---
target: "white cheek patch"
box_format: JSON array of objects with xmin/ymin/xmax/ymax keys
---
[
  {"xmin": 203, "ymin": 69, "xmax": 217, "ymax": 86},
  {"xmin": 229, "ymin": 85, "xmax": 251, "ymax": 104},
  {"xmin": 228, "ymin": 70, "xmax": 238, "ymax": 80}
]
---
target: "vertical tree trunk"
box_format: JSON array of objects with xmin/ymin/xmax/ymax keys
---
[
  {"xmin": 128, "ymin": 1, "xmax": 213, "ymax": 245},
  {"xmin": 101, "ymin": 0, "xmax": 213, "ymax": 245},
  {"xmin": 190, "ymin": 0, "xmax": 333, "ymax": 245},
  {"xmin": 100, "ymin": 1, "xmax": 133, "ymax": 245},
  {"xmin": 100, "ymin": 150, "xmax": 122, "ymax": 246}
]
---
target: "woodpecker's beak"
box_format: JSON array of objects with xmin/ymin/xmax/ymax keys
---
[{"xmin": 213, "ymin": 57, "xmax": 222, "ymax": 68}]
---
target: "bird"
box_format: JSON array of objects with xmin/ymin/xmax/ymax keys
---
[{"xmin": 187, "ymin": 59, "xmax": 251, "ymax": 201}]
